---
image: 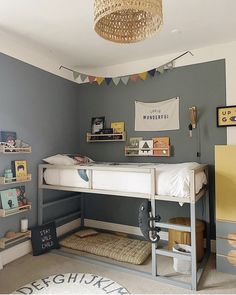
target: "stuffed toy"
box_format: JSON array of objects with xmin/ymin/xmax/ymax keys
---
[{"xmin": 138, "ymin": 200, "xmax": 161, "ymax": 243}]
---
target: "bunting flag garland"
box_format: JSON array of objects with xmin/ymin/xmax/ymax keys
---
[
  {"xmin": 113, "ymin": 77, "xmax": 121, "ymax": 86},
  {"xmin": 73, "ymin": 71, "xmax": 80, "ymax": 80},
  {"xmin": 96, "ymin": 77, "xmax": 104, "ymax": 85},
  {"xmin": 88, "ymin": 76, "xmax": 96, "ymax": 83},
  {"xmin": 80, "ymin": 74, "xmax": 88, "ymax": 82},
  {"xmin": 157, "ymin": 65, "xmax": 165, "ymax": 74},
  {"xmin": 70, "ymin": 61, "xmax": 172, "ymax": 85},
  {"xmin": 148, "ymin": 69, "xmax": 156, "ymax": 77},
  {"xmin": 59, "ymin": 51, "xmax": 193, "ymax": 86},
  {"xmin": 121, "ymin": 76, "xmax": 129, "ymax": 85},
  {"xmin": 130, "ymin": 74, "xmax": 139, "ymax": 81},
  {"xmin": 139, "ymin": 72, "xmax": 148, "ymax": 81},
  {"xmin": 105, "ymin": 78, "xmax": 112, "ymax": 85}
]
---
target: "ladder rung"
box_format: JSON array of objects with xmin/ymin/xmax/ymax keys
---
[
  {"xmin": 156, "ymin": 248, "xmax": 192, "ymax": 261},
  {"xmin": 155, "ymin": 222, "xmax": 191, "ymax": 232}
]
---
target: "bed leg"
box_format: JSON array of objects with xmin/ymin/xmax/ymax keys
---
[
  {"xmin": 38, "ymin": 188, "xmax": 43, "ymax": 225},
  {"xmin": 80, "ymin": 194, "xmax": 85, "ymax": 228},
  {"xmin": 151, "ymin": 198, "xmax": 157, "ymax": 277},
  {"xmin": 190, "ymin": 202, "xmax": 197, "ymax": 290}
]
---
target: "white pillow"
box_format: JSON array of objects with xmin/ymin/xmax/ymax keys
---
[{"xmin": 43, "ymin": 154, "xmax": 77, "ymax": 165}]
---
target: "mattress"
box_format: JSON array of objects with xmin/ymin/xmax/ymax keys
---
[
  {"xmin": 43, "ymin": 162, "xmax": 207, "ymax": 198},
  {"xmin": 60, "ymin": 232, "xmax": 151, "ymax": 265}
]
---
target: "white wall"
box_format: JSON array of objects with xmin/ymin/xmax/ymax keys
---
[
  {"xmin": 1, "ymin": 30, "xmax": 235, "ymax": 143},
  {"xmin": 0, "ymin": 29, "xmax": 73, "ymax": 82}
]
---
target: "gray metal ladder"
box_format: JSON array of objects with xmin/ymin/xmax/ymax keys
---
[{"xmin": 150, "ymin": 199, "xmax": 211, "ymax": 291}]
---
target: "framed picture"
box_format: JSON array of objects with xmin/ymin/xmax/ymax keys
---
[
  {"xmin": 128, "ymin": 137, "xmax": 143, "ymax": 155},
  {"xmin": 139, "ymin": 140, "xmax": 153, "ymax": 156},
  {"xmin": 0, "ymin": 189, "xmax": 19, "ymax": 210},
  {"xmin": 111, "ymin": 122, "xmax": 125, "ymax": 134},
  {"xmin": 217, "ymin": 105, "xmax": 236, "ymax": 127},
  {"xmin": 11, "ymin": 160, "xmax": 28, "ymax": 181},
  {"xmin": 91, "ymin": 117, "xmax": 105, "ymax": 134},
  {"xmin": 15, "ymin": 186, "xmax": 28, "ymax": 207},
  {"xmin": 0, "ymin": 131, "xmax": 17, "ymax": 146},
  {"xmin": 152, "ymin": 137, "xmax": 170, "ymax": 156}
]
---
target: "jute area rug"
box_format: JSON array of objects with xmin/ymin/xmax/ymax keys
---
[{"xmin": 13, "ymin": 273, "xmax": 129, "ymax": 294}]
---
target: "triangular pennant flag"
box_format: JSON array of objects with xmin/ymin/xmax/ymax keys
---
[
  {"xmin": 88, "ymin": 76, "xmax": 96, "ymax": 83},
  {"xmin": 80, "ymin": 74, "xmax": 88, "ymax": 82},
  {"xmin": 156, "ymin": 65, "xmax": 165, "ymax": 74},
  {"xmin": 164, "ymin": 61, "xmax": 174, "ymax": 70},
  {"xmin": 73, "ymin": 71, "xmax": 80, "ymax": 80},
  {"xmin": 96, "ymin": 77, "xmax": 104, "ymax": 85},
  {"xmin": 139, "ymin": 72, "xmax": 148, "ymax": 80},
  {"xmin": 121, "ymin": 76, "xmax": 130, "ymax": 85},
  {"xmin": 130, "ymin": 74, "xmax": 139, "ymax": 82},
  {"xmin": 105, "ymin": 78, "xmax": 112, "ymax": 85},
  {"xmin": 113, "ymin": 77, "xmax": 121, "ymax": 86},
  {"xmin": 148, "ymin": 69, "xmax": 156, "ymax": 77}
]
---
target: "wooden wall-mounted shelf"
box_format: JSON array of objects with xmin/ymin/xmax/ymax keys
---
[
  {"xmin": 0, "ymin": 146, "xmax": 32, "ymax": 154},
  {"xmin": 0, "ymin": 231, "xmax": 31, "ymax": 249},
  {"xmin": 0, "ymin": 174, "xmax": 32, "ymax": 185},
  {"xmin": 125, "ymin": 146, "xmax": 170, "ymax": 157},
  {"xmin": 87, "ymin": 132, "xmax": 126, "ymax": 142},
  {"xmin": 0, "ymin": 204, "xmax": 32, "ymax": 217}
]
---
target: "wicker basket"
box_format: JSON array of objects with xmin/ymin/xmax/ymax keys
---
[{"xmin": 168, "ymin": 217, "xmax": 205, "ymax": 262}]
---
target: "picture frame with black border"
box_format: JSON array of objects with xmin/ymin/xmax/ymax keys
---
[
  {"xmin": 217, "ymin": 105, "xmax": 236, "ymax": 127},
  {"xmin": 91, "ymin": 116, "xmax": 105, "ymax": 134}
]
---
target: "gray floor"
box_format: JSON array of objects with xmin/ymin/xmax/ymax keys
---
[{"xmin": 0, "ymin": 252, "xmax": 236, "ymax": 294}]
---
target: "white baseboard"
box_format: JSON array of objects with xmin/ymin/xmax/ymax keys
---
[
  {"xmin": 0, "ymin": 218, "xmax": 216, "ymax": 270},
  {"xmin": 84, "ymin": 219, "xmax": 216, "ymax": 253},
  {"xmin": 56, "ymin": 218, "xmax": 81, "ymax": 237},
  {"xmin": 84, "ymin": 218, "xmax": 169, "ymax": 241},
  {"xmin": 0, "ymin": 218, "xmax": 81, "ymax": 269}
]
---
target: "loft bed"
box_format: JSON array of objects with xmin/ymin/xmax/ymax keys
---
[{"xmin": 38, "ymin": 162, "xmax": 210, "ymax": 291}]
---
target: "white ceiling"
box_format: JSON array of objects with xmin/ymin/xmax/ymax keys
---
[{"xmin": 0, "ymin": 0, "xmax": 236, "ymax": 70}]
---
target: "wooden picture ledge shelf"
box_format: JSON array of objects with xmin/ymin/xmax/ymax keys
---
[
  {"xmin": 0, "ymin": 231, "xmax": 31, "ymax": 249},
  {"xmin": 0, "ymin": 174, "xmax": 32, "ymax": 185},
  {"xmin": 125, "ymin": 146, "xmax": 170, "ymax": 157},
  {"xmin": 0, "ymin": 146, "xmax": 32, "ymax": 154},
  {"xmin": 87, "ymin": 132, "xmax": 126, "ymax": 142},
  {"xmin": 0, "ymin": 204, "xmax": 32, "ymax": 217}
]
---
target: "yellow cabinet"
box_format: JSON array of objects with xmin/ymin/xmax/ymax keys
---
[
  {"xmin": 215, "ymin": 145, "xmax": 236, "ymax": 222},
  {"xmin": 215, "ymin": 145, "xmax": 236, "ymax": 274}
]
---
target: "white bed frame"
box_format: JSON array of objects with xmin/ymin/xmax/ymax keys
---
[{"xmin": 38, "ymin": 163, "xmax": 210, "ymax": 291}]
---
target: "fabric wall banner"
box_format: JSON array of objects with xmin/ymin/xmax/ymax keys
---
[{"xmin": 135, "ymin": 97, "xmax": 180, "ymax": 131}]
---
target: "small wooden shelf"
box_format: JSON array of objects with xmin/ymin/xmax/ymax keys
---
[
  {"xmin": 0, "ymin": 145, "xmax": 32, "ymax": 154},
  {"xmin": 0, "ymin": 204, "xmax": 32, "ymax": 217},
  {"xmin": 125, "ymin": 146, "xmax": 170, "ymax": 157},
  {"xmin": 0, "ymin": 174, "xmax": 32, "ymax": 185},
  {"xmin": 0, "ymin": 231, "xmax": 31, "ymax": 249},
  {"xmin": 87, "ymin": 132, "xmax": 126, "ymax": 142}
]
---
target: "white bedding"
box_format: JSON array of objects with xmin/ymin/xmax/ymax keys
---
[{"xmin": 43, "ymin": 162, "xmax": 207, "ymax": 198}]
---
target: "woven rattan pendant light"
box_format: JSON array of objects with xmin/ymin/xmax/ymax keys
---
[{"xmin": 94, "ymin": 0, "xmax": 163, "ymax": 43}]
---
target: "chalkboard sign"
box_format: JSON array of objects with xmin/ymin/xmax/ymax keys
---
[{"xmin": 31, "ymin": 222, "xmax": 60, "ymax": 256}]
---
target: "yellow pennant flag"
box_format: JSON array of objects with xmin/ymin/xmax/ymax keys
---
[
  {"xmin": 96, "ymin": 77, "xmax": 104, "ymax": 85},
  {"xmin": 139, "ymin": 72, "xmax": 148, "ymax": 80}
]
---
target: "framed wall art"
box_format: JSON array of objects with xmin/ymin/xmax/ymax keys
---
[
  {"xmin": 217, "ymin": 105, "xmax": 236, "ymax": 127},
  {"xmin": 91, "ymin": 116, "xmax": 105, "ymax": 134}
]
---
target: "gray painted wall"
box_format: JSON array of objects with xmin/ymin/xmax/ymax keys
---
[
  {"xmin": 76, "ymin": 60, "xmax": 227, "ymax": 237},
  {"xmin": 0, "ymin": 54, "xmax": 227, "ymax": 240},
  {"xmin": 0, "ymin": 53, "xmax": 80, "ymax": 236}
]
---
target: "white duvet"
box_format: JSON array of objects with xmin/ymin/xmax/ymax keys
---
[{"xmin": 43, "ymin": 162, "xmax": 207, "ymax": 198}]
